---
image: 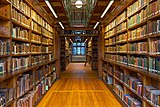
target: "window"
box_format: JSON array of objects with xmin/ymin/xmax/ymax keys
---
[{"xmin": 72, "ymin": 42, "xmax": 85, "ymax": 55}]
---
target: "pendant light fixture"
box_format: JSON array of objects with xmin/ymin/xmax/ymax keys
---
[{"xmin": 75, "ymin": 0, "xmax": 83, "ymax": 8}]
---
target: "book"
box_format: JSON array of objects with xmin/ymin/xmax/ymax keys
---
[
  {"xmin": 31, "ymin": 55, "xmax": 42, "ymax": 65},
  {"xmin": 12, "ymin": 57, "xmax": 29, "ymax": 71},
  {"xmin": 0, "ymin": 88, "xmax": 14, "ymax": 106},
  {"xmin": 12, "ymin": 42, "xmax": 30, "ymax": 54}
]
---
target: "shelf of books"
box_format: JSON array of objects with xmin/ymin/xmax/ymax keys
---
[
  {"xmin": 86, "ymin": 38, "xmax": 92, "ymax": 66},
  {"xmin": 102, "ymin": 0, "xmax": 160, "ymax": 106},
  {"xmin": 65, "ymin": 38, "xmax": 71, "ymax": 66},
  {"xmin": 0, "ymin": 0, "xmax": 57, "ymax": 106}
]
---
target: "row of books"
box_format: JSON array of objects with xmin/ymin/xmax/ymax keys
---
[
  {"xmin": 31, "ymin": 10, "xmax": 53, "ymax": 33},
  {"xmin": 42, "ymin": 37, "xmax": 53, "ymax": 45},
  {"xmin": 35, "ymin": 68, "xmax": 43, "ymax": 83},
  {"xmin": 104, "ymin": 54, "xmax": 116, "ymax": 61},
  {"xmin": 12, "ymin": 42, "xmax": 30, "ymax": 54},
  {"xmin": 148, "ymin": 1, "xmax": 160, "ymax": 18},
  {"xmin": 128, "ymin": 56, "xmax": 147, "ymax": 69},
  {"xmin": 149, "ymin": 39, "xmax": 160, "ymax": 54},
  {"xmin": 105, "ymin": 37, "xmax": 116, "ymax": 45},
  {"xmin": 31, "ymin": 55, "xmax": 42, "ymax": 65},
  {"xmin": 128, "ymin": 25, "xmax": 147, "ymax": 40},
  {"xmin": 31, "ymin": 45, "xmax": 41, "ymax": 53},
  {"xmin": 31, "ymin": 21, "xmax": 41, "ymax": 33},
  {"xmin": 42, "ymin": 46, "xmax": 49, "ymax": 53},
  {"xmin": 117, "ymin": 44, "xmax": 127, "ymax": 52},
  {"xmin": 105, "ymin": 28, "xmax": 116, "ymax": 38},
  {"xmin": 12, "ymin": 27, "xmax": 29, "ymax": 40},
  {"xmin": 0, "ymin": 88, "xmax": 14, "ymax": 106},
  {"xmin": 125, "ymin": 76, "xmax": 143, "ymax": 96},
  {"xmin": 12, "ymin": 57, "xmax": 29, "ymax": 71},
  {"xmin": 116, "ymin": 22, "xmax": 127, "ymax": 33},
  {"xmin": 0, "ymin": 40, "xmax": 10, "ymax": 55},
  {"xmin": 128, "ymin": 42, "xmax": 147, "ymax": 53},
  {"xmin": 128, "ymin": 8, "xmax": 147, "ymax": 28},
  {"xmin": 43, "ymin": 54, "xmax": 49, "ymax": 62},
  {"xmin": 117, "ymin": 55, "xmax": 128, "ymax": 64},
  {"xmin": 12, "ymin": 0, "xmax": 31, "ymax": 17},
  {"xmin": 116, "ymin": 11, "xmax": 127, "ymax": 25},
  {"xmin": 105, "ymin": 46, "xmax": 116, "ymax": 52},
  {"xmin": 123, "ymin": 94, "xmax": 142, "ymax": 107},
  {"xmin": 149, "ymin": 57, "xmax": 160, "ymax": 74},
  {"xmin": 31, "ymin": 33, "xmax": 41, "ymax": 43},
  {"xmin": 16, "ymin": 74, "xmax": 34, "ymax": 98},
  {"xmin": 17, "ymin": 91, "xmax": 35, "ymax": 107},
  {"xmin": 0, "ymin": 23, "xmax": 10, "ymax": 37},
  {"xmin": 117, "ymin": 33, "xmax": 127, "ymax": 43},
  {"xmin": 127, "ymin": 0, "xmax": 146, "ymax": 16},
  {"xmin": 0, "ymin": 4, "xmax": 10, "ymax": 19},
  {"xmin": 114, "ymin": 84, "xmax": 124, "ymax": 99},
  {"xmin": 12, "ymin": 8, "xmax": 30, "ymax": 28},
  {"xmin": 144, "ymin": 86, "xmax": 160, "ymax": 106},
  {"xmin": 105, "ymin": 20, "xmax": 116, "ymax": 32},
  {"xmin": 42, "ymin": 28, "xmax": 53, "ymax": 39},
  {"xmin": 0, "ymin": 59, "xmax": 7, "ymax": 75},
  {"xmin": 148, "ymin": 19, "xmax": 160, "ymax": 35}
]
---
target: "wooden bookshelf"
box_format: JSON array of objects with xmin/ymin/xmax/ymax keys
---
[
  {"xmin": 0, "ymin": 0, "xmax": 57, "ymax": 106},
  {"xmin": 102, "ymin": 0, "xmax": 160, "ymax": 106}
]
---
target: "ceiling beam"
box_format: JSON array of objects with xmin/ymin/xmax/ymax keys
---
[
  {"xmin": 97, "ymin": 1, "xmax": 108, "ymax": 6},
  {"xmin": 38, "ymin": 2, "xmax": 62, "ymax": 6}
]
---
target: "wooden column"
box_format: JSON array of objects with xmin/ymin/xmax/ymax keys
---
[
  {"xmin": 98, "ymin": 25, "xmax": 105, "ymax": 79},
  {"xmin": 54, "ymin": 27, "xmax": 60, "ymax": 78}
]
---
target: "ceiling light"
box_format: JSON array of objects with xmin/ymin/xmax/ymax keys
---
[
  {"xmin": 75, "ymin": 0, "xmax": 83, "ymax": 8},
  {"xmin": 93, "ymin": 22, "xmax": 99, "ymax": 29},
  {"xmin": 59, "ymin": 22, "xmax": 64, "ymax": 29},
  {"xmin": 45, "ymin": 0, "xmax": 58, "ymax": 18},
  {"xmin": 101, "ymin": 0, "xmax": 114, "ymax": 18}
]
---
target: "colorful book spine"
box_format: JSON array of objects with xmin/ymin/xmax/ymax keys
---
[
  {"xmin": 123, "ymin": 94, "xmax": 142, "ymax": 107},
  {"xmin": 117, "ymin": 33, "xmax": 127, "ymax": 43},
  {"xmin": 114, "ymin": 84, "xmax": 124, "ymax": 99},
  {"xmin": 0, "ymin": 88, "xmax": 14, "ymax": 106},
  {"xmin": 0, "ymin": 40, "xmax": 10, "ymax": 55},
  {"xmin": 12, "ymin": 8, "xmax": 30, "ymax": 27},
  {"xmin": 149, "ymin": 57, "xmax": 160, "ymax": 74},
  {"xmin": 117, "ymin": 55, "xmax": 128, "ymax": 64},
  {"xmin": 12, "ymin": 27, "xmax": 29, "ymax": 40},
  {"xmin": 117, "ymin": 44, "xmax": 127, "ymax": 52},
  {"xmin": 128, "ymin": 56, "xmax": 147, "ymax": 69},
  {"xmin": 12, "ymin": 42, "xmax": 30, "ymax": 54},
  {"xmin": 31, "ymin": 33, "xmax": 41, "ymax": 43},
  {"xmin": 12, "ymin": 57, "xmax": 29, "ymax": 71},
  {"xmin": 148, "ymin": 19, "xmax": 160, "ymax": 35},
  {"xmin": 128, "ymin": 42, "xmax": 147, "ymax": 53},
  {"xmin": 128, "ymin": 25, "xmax": 147, "ymax": 40}
]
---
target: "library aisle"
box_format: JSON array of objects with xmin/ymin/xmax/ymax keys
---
[{"xmin": 37, "ymin": 63, "xmax": 122, "ymax": 107}]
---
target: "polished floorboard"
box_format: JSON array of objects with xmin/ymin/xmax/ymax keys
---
[{"xmin": 37, "ymin": 63, "xmax": 122, "ymax": 107}]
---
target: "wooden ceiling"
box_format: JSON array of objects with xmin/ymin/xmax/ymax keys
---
[{"xmin": 37, "ymin": 0, "xmax": 124, "ymax": 29}]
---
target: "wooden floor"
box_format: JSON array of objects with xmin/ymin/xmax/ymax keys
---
[{"xmin": 37, "ymin": 63, "xmax": 122, "ymax": 107}]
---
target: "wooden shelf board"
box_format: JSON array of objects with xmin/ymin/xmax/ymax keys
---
[
  {"xmin": 12, "ymin": 19, "xmax": 30, "ymax": 30},
  {"xmin": 149, "ymin": 33, "xmax": 160, "ymax": 38},
  {"xmin": 31, "ymin": 41, "xmax": 42, "ymax": 45},
  {"xmin": 116, "ymin": 29, "xmax": 127, "ymax": 35},
  {"xmin": 128, "ymin": 52, "xmax": 147, "ymax": 56},
  {"xmin": 0, "ymin": 54, "xmax": 11, "ymax": 58},
  {"xmin": 0, "ymin": 35, "xmax": 11, "ymax": 39},
  {"xmin": 128, "ymin": 36, "xmax": 148, "ymax": 43},
  {"xmin": 12, "ymin": 53, "xmax": 30, "ymax": 57},
  {"xmin": 128, "ymin": 19, "xmax": 147, "ymax": 30},
  {"xmin": 116, "ymin": 41, "xmax": 127, "ymax": 45},
  {"xmin": 31, "ymin": 29, "xmax": 42, "ymax": 35},
  {"xmin": 12, "ymin": 37, "xmax": 30, "ymax": 43},
  {"xmin": 148, "ymin": 13, "xmax": 160, "ymax": 20}
]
